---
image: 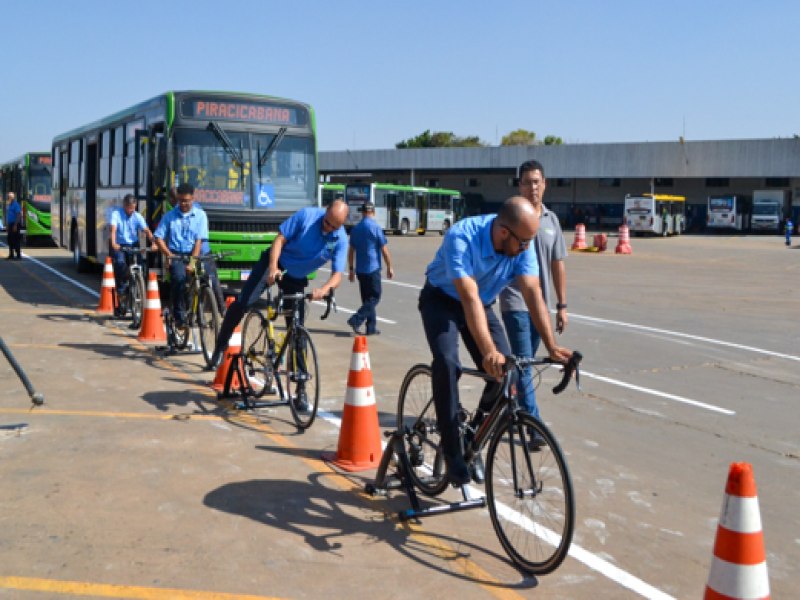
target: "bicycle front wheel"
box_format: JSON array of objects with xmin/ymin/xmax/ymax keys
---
[
  {"xmin": 396, "ymin": 364, "xmax": 448, "ymax": 497},
  {"xmin": 286, "ymin": 327, "xmax": 319, "ymax": 429},
  {"xmin": 130, "ymin": 271, "xmax": 146, "ymax": 329},
  {"xmin": 485, "ymin": 412, "xmax": 575, "ymax": 575},
  {"xmin": 198, "ymin": 286, "xmax": 220, "ymax": 368},
  {"xmin": 241, "ymin": 310, "xmax": 273, "ymax": 398}
]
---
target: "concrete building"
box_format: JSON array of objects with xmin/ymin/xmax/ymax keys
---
[{"xmin": 319, "ymin": 138, "xmax": 800, "ymax": 230}]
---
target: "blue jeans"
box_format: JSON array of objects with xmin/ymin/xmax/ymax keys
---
[
  {"xmin": 501, "ymin": 310, "xmax": 541, "ymax": 419},
  {"xmin": 351, "ymin": 269, "xmax": 382, "ymax": 334},
  {"xmin": 419, "ymin": 283, "xmax": 511, "ymax": 460}
]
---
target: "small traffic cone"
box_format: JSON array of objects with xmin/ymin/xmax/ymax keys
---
[
  {"xmin": 615, "ymin": 224, "xmax": 633, "ymax": 254},
  {"xmin": 97, "ymin": 256, "xmax": 117, "ymax": 314},
  {"xmin": 211, "ymin": 297, "xmax": 243, "ymax": 392},
  {"xmin": 704, "ymin": 462, "xmax": 770, "ymax": 600},
  {"xmin": 593, "ymin": 233, "xmax": 608, "ymax": 252},
  {"xmin": 571, "ymin": 223, "xmax": 588, "ymax": 250},
  {"xmin": 137, "ymin": 271, "xmax": 167, "ymax": 344},
  {"xmin": 323, "ymin": 336, "xmax": 382, "ymax": 472}
]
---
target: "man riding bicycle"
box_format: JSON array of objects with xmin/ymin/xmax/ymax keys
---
[
  {"xmin": 419, "ymin": 196, "xmax": 572, "ymax": 485},
  {"xmin": 210, "ymin": 200, "xmax": 349, "ymax": 412},
  {"xmin": 153, "ymin": 183, "xmax": 208, "ymax": 329},
  {"xmin": 110, "ymin": 194, "xmax": 155, "ymax": 317}
]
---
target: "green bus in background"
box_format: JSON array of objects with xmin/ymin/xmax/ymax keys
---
[
  {"xmin": 0, "ymin": 152, "xmax": 53, "ymax": 240},
  {"xmin": 51, "ymin": 90, "xmax": 318, "ymax": 281},
  {"xmin": 317, "ymin": 182, "xmax": 345, "ymax": 206}
]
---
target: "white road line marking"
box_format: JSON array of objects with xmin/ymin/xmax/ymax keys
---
[{"xmin": 581, "ymin": 370, "xmax": 736, "ymax": 415}]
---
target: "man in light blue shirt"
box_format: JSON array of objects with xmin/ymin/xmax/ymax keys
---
[
  {"xmin": 109, "ymin": 194, "xmax": 154, "ymax": 312},
  {"xmin": 419, "ymin": 196, "xmax": 572, "ymax": 485},
  {"xmin": 346, "ymin": 202, "xmax": 394, "ymax": 336},
  {"xmin": 210, "ymin": 200, "xmax": 350, "ymax": 407},
  {"xmin": 154, "ymin": 183, "xmax": 208, "ymax": 327},
  {"xmin": 5, "ymin": 193, "xmax": 23, "ymax": 260}
]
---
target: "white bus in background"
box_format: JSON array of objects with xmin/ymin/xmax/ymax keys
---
[
  {"xmin": 344, "ymin": 183, "xmax": 463, "ymax": 235},
  {"xmin": 623, "ymin": 193, "xmax": 685, "ymax": 236},
  {"xmin": 706, "ymin": 194, "xmax": 751, "ymax": 231},
  {"xmin": 750, "ymin": 190, "xmax": 784, "ymax": 233}
]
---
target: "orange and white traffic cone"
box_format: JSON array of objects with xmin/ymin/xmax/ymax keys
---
[
  {"xmin": 615, "ymin": 224, "xmax": 633, "ymax": 254},
  {"xmin": 323, "ymin": 336, "xmax": 382, "ymax": 472},
  {"xmin": 211, "ymin": 298, "xmax": 243, "ymax": 392},
  {"xmin": 137, "ymin": 271, "xmax": 167, "ymax": 344},
  {"xmin": 571, "ymin": 223, "xmax": 588, "ymax": 250},
  {"xmin": 97, "ymin": 256, "xmax": 117, "ymax": 314},
  {"xmin": 593, "ymin": 233, "xmax": 608, "ymax": 252},
  {"xmin": 704, "ymin": 462, "xmax": 770, "ymax": 600}
]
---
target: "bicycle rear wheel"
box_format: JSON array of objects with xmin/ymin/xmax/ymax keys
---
[
  {"xmin": 396, "ymin": 364, "xmax": 448, "ymax": 497},
  {"xmin": 241, "ymin": 310, "xmax": 274, "ymax": 398},
  {"xmin": 198, "ymin": 286, "xmax": 220, "ymax": 368},
  {"xmin": 129, "ymin": 271, "xmax": 146, "ymax": 329},
  {"xmin": 286, "ymin": 326, "xmax": 319, "ymax": 429},
  {"xmin": 485, "ymin": 412, "xmax": 574, "ymax": 575}
]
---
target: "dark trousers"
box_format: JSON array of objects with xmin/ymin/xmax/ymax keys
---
[
  {"xmin": 418, "ymin": 282, "xmax": 511, "ymax": 460},
  {"xmin": 111, "ymin": 245, "xmax": 138, "ymax": 295},
  {"xmin": 7, "ymin": 225, "xmax": 22, "ymax": 258},
  {"xmin": 215, "ymin": 248, "xmax": 307, "ymax": 354},
  {"xmin": 351, "ymin": 269, "xmax": 382, "ymax": 334},
  {"xmin": 168, "ymin": 255, "xmax": 191, "ymax": 325}
]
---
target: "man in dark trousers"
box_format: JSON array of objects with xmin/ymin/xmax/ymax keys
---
[
  {"xmin": 346, "ymin": 202, "xmax": 394, "ymax": 335},
  {"xmin": 5, "ymin": 193, "xmax": 23, "ymax": 260}
]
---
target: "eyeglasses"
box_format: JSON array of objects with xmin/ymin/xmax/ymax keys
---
[
  {"xmin": 501, "ymin": 224, "xmax": 532, "ymax": 249},
  {"xmin": 322, "ymin": 217, "xmax": 338, "ymax": 231}
]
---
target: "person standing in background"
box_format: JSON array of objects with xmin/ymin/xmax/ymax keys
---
[{"xmin": 5, "ymin": 193, "xmax": 23, "ymax": 260}]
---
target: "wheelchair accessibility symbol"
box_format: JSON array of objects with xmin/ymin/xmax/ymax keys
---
[{"xmin": 256, "ymin": 184, "xmax": 275, "ymax": 207}]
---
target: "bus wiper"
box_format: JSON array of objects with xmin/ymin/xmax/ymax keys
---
[
  {"xmin": 258, "ymin": 127, "xmax": 287, "ymax": 169},
  {"xmin": 206, "ymin": 121, "xmax": 244, "ymax": 166}
]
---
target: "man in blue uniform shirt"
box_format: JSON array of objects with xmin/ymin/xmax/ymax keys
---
[
  {"xmin": 346, "ymin": 202, "xmax": 394, "ymax": 335},
  {"xmin": 153, "ymin": 183, "xmax": 208, "ymax": 328},
  {"xmin": 210, "ymin": 200, "xmax": 350, "ymax": 393},
  {"xmin": 109, "ymin": 194, "xmax": 154, "ymax": 314},
  {"xmin": 420, "ymin": 196, "xmax": 572, "ymax": 485},
  {"xmin": 5, "ymin": 193, "xmax": 23, "ymax": 260}
]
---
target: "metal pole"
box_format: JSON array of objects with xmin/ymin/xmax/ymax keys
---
[{"xmin": 0, "ymin": 337, "xmax": 45, "ymax": 405}]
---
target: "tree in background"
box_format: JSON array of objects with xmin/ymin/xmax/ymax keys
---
[
  {"xmin": 543, "ymin": 135, "xmax": 563, "ymax": 145},
  {"xmin": 501, "ymin": 129, "xmax": 536, "ymax": 146},
  {"xmin": 396, "ymin": 130, "xmax": 485, "ymax": 148}
]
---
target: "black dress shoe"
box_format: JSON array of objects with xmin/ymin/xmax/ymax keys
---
[
  {"xmin": 445, "ymin": 453, "xmax": 471, "ymax": 486},
  {"xmin": 469, "ymin": 454, "xmax": 485, "ymax": 484},
  {"xmin": 365, "ymin": 329, "xmax": 381, "ymax": 336},
  {"xmin": 293, "ymin": 390, "xmax": 310, "ymax": 413},
  {"xmin": 527, "ymin": 427, "xmax": 547, "ymax": 451}
]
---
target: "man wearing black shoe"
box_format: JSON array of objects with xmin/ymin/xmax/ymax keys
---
[
  {"xmin": 5, "ymin": 193, "xmax": 23, "ymax": 260},
  {"xmin": 347, "ymin": 201, "xmax": 394, "ymax": 336},
  {"xmin": 419, "ymin": 197, "xmax": 572, "ymax": 485}
]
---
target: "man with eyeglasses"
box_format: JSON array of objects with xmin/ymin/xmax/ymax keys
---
[
  {"xmin": 499, "ymin": 160, "xmax": 568, "ymax": 447},
  {"xmin": 209, "ymin": 200, "xmax": 349, "ymax": 391},
  {"xmin": 419, "ymin": 196, "xmax": 572, "ymax": 485},
  {"xmin": 154, "ymin": 183, "xmax": 208, "ymax": 329}
]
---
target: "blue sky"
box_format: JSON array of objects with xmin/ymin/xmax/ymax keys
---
[{"xmin": 1, "ymin": 0, "xmax": 798, "ymax": 160}]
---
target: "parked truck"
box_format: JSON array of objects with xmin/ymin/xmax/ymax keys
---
[{"xmin": 751, "ymin": 190, "xmax": 785, "ymax": 233}]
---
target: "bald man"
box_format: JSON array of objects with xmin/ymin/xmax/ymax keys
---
[
  {"xmin": 210, "ymin": 201, "xmax": 350, "ymax": 396},
  {"xmin": 420, "ymin": 196, "xmax": 572, "ymax": 485}
]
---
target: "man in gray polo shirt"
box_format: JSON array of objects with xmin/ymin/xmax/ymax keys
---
[{"xmin": 499, "ymin": 160, "xmax": 569, "ymax": 445}]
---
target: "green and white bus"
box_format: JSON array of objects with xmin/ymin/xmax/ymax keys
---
[
  {"xmin": 344, "ymin": 183, "xmax": 463, "ymax": 235},
  {"xmin": 317, "ymin": 182, "xmax": 345, "ymax": 207},
  {"xmin": 51, "ymin": 90, "xmax": 318, "ymax": 280},
  {"xmin": 0, "ymin": 152, "xmax": 53, "ymax": 240}
]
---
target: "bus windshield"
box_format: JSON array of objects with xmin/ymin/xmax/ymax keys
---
[
  {"xmin": 173, "ymin": 128, "xmax": 315, "ymax": 210},
  {"xmin": 29, "ymin": 165, "xmax": 53, "ymax": 212},
  {"xmin": 709, "ymin": 197, "xmax": 734, "ymax": 211}
]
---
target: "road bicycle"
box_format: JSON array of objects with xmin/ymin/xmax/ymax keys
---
[
  {"xmin": 162, "ymin": 254, "xmax": 224, "ymax": 367},
  {"xmin": 227, "ymin": 285, "xmax": 335, "ymax": 430},
  {"xmin": 368, "ymin": 352, "xmax": 582, "ymax": 576},
  {"xmin": 115, "ymin": 246, "xmax": 148, "ymax": 329}
]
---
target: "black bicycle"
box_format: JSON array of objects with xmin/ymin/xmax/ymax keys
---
[
  {"xmin": 234, "ymin": 285, "xmax": 336, "ymax": 430},
  {"xmin": 387, "ymin": 352, "xmax": 582, "ymax": 575},
  {"xmin": 162, "ymin": 254, "xmax": 223, "ymax": 367},
  {"xmin": 115, "ymin": 247, "xmax": 148, "ymax": 329}
]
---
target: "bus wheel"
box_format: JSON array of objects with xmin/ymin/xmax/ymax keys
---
[
  {"xmin": 440, "ymin": 220, "xmax": 451, "ymax": 235},
  {"xmin": 400, "ymin": 219, "xmax": 410, "ymax": 235}
]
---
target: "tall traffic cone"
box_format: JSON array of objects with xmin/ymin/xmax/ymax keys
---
[
  {"xmin": 137, "ymin": 271, "xmax": 167, "ymax": 344},
  {"xmin": 571, "ymin": 223, "xmax": 588, "ymax": 250},
  {"xmin": 97, "ymin": 256, "xmax": 117, "ymax": 314},
  {"xmin": 211, "ymin": 297, "xmax": 243, "ymax": 392},
  {"xmin": 323, "ymin": 336, "xmax": 382, "ymax": 472},
  {"xmin": 704, "ymin": 462, "xmax": 770, "ymax": 600},
  {"xmin": 615, "ymin": 224, "xmax": 633, "ymax": 254}
]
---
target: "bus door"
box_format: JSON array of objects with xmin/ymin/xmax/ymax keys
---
[
  {"xmin": 85, "ymin": 143, "xmax": 98, "ymax": 259},
  {"xmin": 417, "ymin": 193, "xmax": 427, "ymax": 233},
  {"xmin": 59, "ymin": 149, "xmax": 69, "ymax": 247},
  {"xmin": 387, "ymin": 192, "xmax": 399, "ymax": 231}
]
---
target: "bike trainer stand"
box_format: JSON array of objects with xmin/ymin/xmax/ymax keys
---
[
  {"xmin": 216, "ymin": 352, "xmax": 289, "ymax": 412},
  {"xmin": 365, "ymin": 429, "xmax": 486, "ymax": 522}
]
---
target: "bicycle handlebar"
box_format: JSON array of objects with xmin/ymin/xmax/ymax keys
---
[
  {"xmin": 267, "ymin": 288, "xmax": 337, "ymax": 320},
  {"xmin": 461, "ymin": 350, "xmax": 582, "ymax": 396}
]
